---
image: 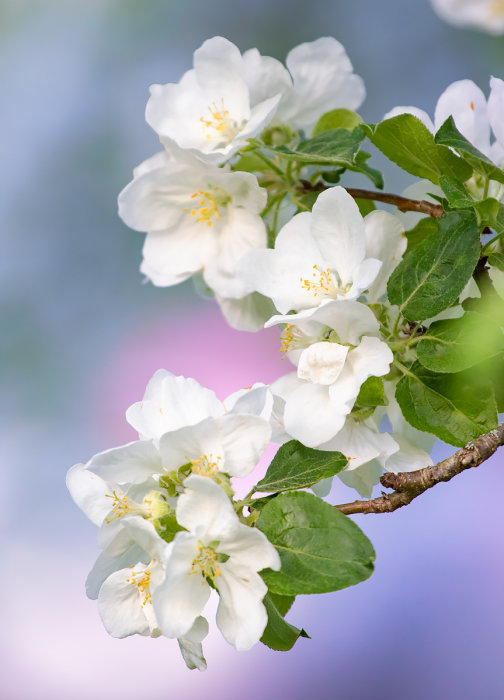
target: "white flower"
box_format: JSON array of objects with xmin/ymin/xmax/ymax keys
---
[
  {"xmin": 385, "ymin": 76, "xmax": 504, "ymax": 167},
  {"xmin": 269, "ymin": 303, "xmax": 393, "ymax": 446},
  {"xmin": 274, "ymin": 37, "xmax": 365, "ymax": 134},
  {"xmin": 152, "ymin": 475, "xmax": 280, "ymax": 651},
  {"xmin": 239, "ymin": 187, "xmax": 396, "ymax": 316},
  {"xmin": 118, "ymin": 147, "xmax": 267, "ymax": 299},
  {"xmin": 430, "ymin": 0, "xmax": 504, "ymax": 35},
  {"xmin": 146, "ymin": 37, "xmax": 289, "ymax": 164}
]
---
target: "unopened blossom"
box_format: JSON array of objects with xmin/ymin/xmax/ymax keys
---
[
  {"xmin": 268, "ymin": 302, "xmax": 393, "ymax": 446},
  {"xmin": 146, "ymin": 36, "xmax": 289, "ymax": 164},
  {"xmin": 238, "ymin": 187, "xmax": 401, "ymax": 317},
  {"xmin": 118, "ymin": 147, "xmax": 267, "ymax": 299},
  {"xmin": 152, "ymin": 475, "xmax": 280, "ymax": 651},
  {"xmin": 430, "ymin": 0, "xmax": 504, "ymax": 35}
]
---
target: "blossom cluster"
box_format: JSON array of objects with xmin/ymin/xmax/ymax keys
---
[{"xmin": 70, "ymin": 34, "xmax": 504, "ymax": 669}]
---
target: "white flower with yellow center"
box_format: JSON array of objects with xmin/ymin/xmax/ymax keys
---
[
  {"xmin": 430, "ymin": 0, "xmax": 504, "ymax": 34},
  {"xmin": 145, "ymin": 36, "xmax": 290, "ymax": 164},
  {"xmin": 238, "ymin": 187, "xmax": 405, "ymax": 318},
  {"xmin": 152, "ymin": 475, "xmax": 280, "ymax": 651},
  {"xmin": 268, "ymin": 301, "xmax": 393, "ymax": 447},
  {"xmin": 118, "ymin": 147, "xmax": 267, "ymax": 299}
]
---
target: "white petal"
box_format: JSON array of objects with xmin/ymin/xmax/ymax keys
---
[
  {"xmin": 159, "ymin": 419, "xmax": 223, "ymax": 472},
  {"xmin": 320, "ymin": 418, "xmax": 399, "ymax": 471},
  {"xmin": 278, "ymin": 37, "xmax": 365, "ymax": 131},
  {"xmin": 309, "ymin": 299, "xmax": 379, "ymax": 344},
  {"xmin": 297, "ymin": 342, "xmax": 349, "ymax": 385},
  {"xmin": 434, "ymin": 79, "xmax": 491, "ymax": 156},
  {"xmin": 364, "ymin": 210, "xmax": 406, "ymax": 303},
  {"xmin": 86, "ymin": 542, "xmax": 148, "ymax": 600},
  {"xmin": 224, "ymin": 383, "xmax": 273, "ymax": 421},
  {"xmin": 126, "ymin": 371, "xmax": 224, "ymax": 441},
  {"xmin": 214, "ymin": 413, "xmax": 271, "ymax": 477},
  {"xmin": 384, "ymin": 434, "xmax": 433, "ymax": 474},
  {"xmin": 178, "ymin": 617, "xmax": 209, "ymax": 671},
  {"xmin": 283, "ymin": 380, "xmax": 347, "ymax": 446},
  {"xmin": 87, "ymin": 440, "xmax": 162, "ymax": 484},
  {"xmin": 215, "ymin": 562, "xmax": 268, "ymax": 650},
  {"xmin": 338, "ymin": 460, "xmax": 382, "ymax": 498},
  {"xmin": 241, "ymin": 48, "xmax": 292, "ymax": 107},
  {"xmin": 216, "ymin": 292, "xmax": 275, "ymax": 331},
  {"xmin": 176, "ymin": 475, "xmax": 239, "ymax": 540},
  {"xmin": 153, "ymin": 532, "xmax": 211, "ymax": 638},
  {"xmin": 310, "ymin": 187, "xmax": 366, "ymax": 286},
  {"xmin": 382, "ymin": 106, "xmax": 435, "ymax": 133},
  {"xmin": 66, "ymin": 463, "xmax": 112, "ymax": 526},
  {"xmin": 488, "ymin": 76, "xmax": 504, "ymax": 154},
  {"xmin": 219, "ymin": 523, "xmax": 280, "ymax": 572},
  {"xmin": 98, "ymin": 565, "xmax": 154, "ymax": 638}
]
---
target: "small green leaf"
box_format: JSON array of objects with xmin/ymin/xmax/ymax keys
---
[
  {"xmin": 312, "ymin": 108, "xmax": 362, "ymax": 136},
  {"xmin": 387, "ymin": 210, "xmax": 480, "ymax": 321},
  {"xmin": 405, "ymin": 217, "xmax": 439, "ymax": 251},
  {"xmin": 355, "ymin": 198, "xmax": 376, "ymax": 217},
  {"xmin": 260, "ymin": 594, "xmax": 309, "ymax": 651},
  {"xmin": 347, "ymin": 151, "xmax": 384, "ymax": 189},
  {"xmin": 489, "ymin": 252, "xmax": 504, "ymax": 271},
  {"xmin": 296, "ymin": 191, "xmax": 319, "ymax": 212},
  {"xmin": 416, "ymin": 311, "xmax": 504, "ymax": 373},
  {"xmin": 367, "ymin": 114, "xmax": 472, "ymax": 185},
  {"xmin": 154, "ymin": 512, "xmax": 185, "ymax": 544},
  {"xmin": 354, "ymin": 376, "xmax": 388, "ymax": 407},
  {"xmin": 233, "ymin": 152, "xmax": 268, "ymax": 173},
  {"xmin": 435, "ymin": 116, "xmax": 504, "ymax": 185},
  {"xmin": 439, "ymin": 176, "xmax": 474, "ymax": 208},
  {"xmin": 257, "ymin": 492, "xmax": 375, "ymax": 595},
  {"xmin": 269, "ymin": 592, "xmax": 295, "ymax": 616},
  {"xmin": 270, "ymin": 127, "xmax": 365, "ymax": 167},
  {"xmin": 254, "ymin": 440, "xmax": 348, "ymax": 494},
  {"xmin": 396, "ymin": 361, "xmax": 498, "ymax": 446}
]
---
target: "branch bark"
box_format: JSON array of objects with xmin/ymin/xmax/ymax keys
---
[
  {"xmin": 335, "ymin": 424, "xmax": 504, "ymax": 515},
  {"xmin": 298, "ymin": 181, "xmax": 444, "ymax": 218}
]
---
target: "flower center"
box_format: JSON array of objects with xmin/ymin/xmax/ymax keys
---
[
  {"xmin": 490, "ymin": 0, "xmax": 504, "ymax": 17},
  {"xmin": 126, "ymin": 567, "xmax": 152, "ymax": 606},
  {"xmin": 184, "ymin": 187, "xmax": 229, "ymax": 228},
  {"xmin": 105, "ymin": 490, "xmax": 168, "ymax": 523},
  {"xmin": 280, "ymin": 324, "xmax": 311, "ymax": 357},
  {"xmin": 189, "ymin": 543, "xmax": 221, "ymax": 583},
  {"xmin": 190, "ymin": 454, "xmax": 221, "ymax": 477},
  {"xmin": 200, "ymin": 99, "xmax": 242, "ymax": 144},
  {"xmin": 300, "ymin": 265, "xmax": 351, "ymax": 299}
]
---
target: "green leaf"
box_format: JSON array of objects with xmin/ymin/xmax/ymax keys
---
[
  {"xmin": 366, "ymin": 114, "xmax": 472, "ymax": 185},
  {"xmin": 270, "ymin": 127, "xmax": 365, "ymax": 167},
  {"xmin": 439, "ymin": 176, "xmax": 474, "ymax": 208},
  {"xmin": 405, "ymin": 217, "xmax": 439, "ymax": 251},
  {"xmin": 154, "ymin": 512, "xmax": 185, "ymax": 544},
  {"xmin": 354, "ymin": 376, "xmax": 388, "ymax": 407},
  {"xmin": 312, "ymin": 108, "xmax": 362, "ymax": 136},
  {"xmin": 416, "ymin": 311, "xmax": 504, "ymax": 373},
  {"xmin": 387, "ymin": 210, "xmax": 480, "ymax": 321},
  {"xmin": 233, "ymin": 152, "xmax": 268, "ymax": 173},
  {"xmin": 347, "ymin": 150, "xmax": 384, "ymax": 189},
  {"xmin": 435, "ymin": 116, "xmax": 504, "ymax": 185},
  {"xmin": 257, "ymin": 492, "xmax": 375, "ymax": 595},
  {"xmin": 489, "ymin": 252, "xmax": 504, "ymax": 271},
  {"xmin": 260, "ymin": 594, "xmax": 309, "ymax": 651},
  {"xmin": 269, "ymin": 592, "xmax": 295, "ymax": 616},
  {"xmin": 355, "ymin": 198, "xmax": 376, "ymax": 217},
  {"xmin": 254, "ymin": 440, "xmax": 348, "ymax": 494},
  {"xmin": 396, "ymin": 361, "xmax": 498, "ymax": 446},
  {"xmin": 476, "ymin": 355, "xmax": 504, "ymax": 412},
  {"xmin": 296, "ymin": 191, "xmax": 319, "ymax": 212}
]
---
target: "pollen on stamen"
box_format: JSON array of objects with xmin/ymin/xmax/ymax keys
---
[
  {"xmin": 127, "ymin": 569, "xmax": 152, "ymax": 607},
  {"xmin": 105, "ymin": 490, "xmax": 130, "ymax": 522},
  {"xmin": 300, "ymin": 264, "xmax": 334, "ymax": 297},
  {"xmin": 189, "ymin": 544, "xmax": 221, "ymax": 583}
]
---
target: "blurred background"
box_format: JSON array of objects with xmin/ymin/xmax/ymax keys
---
[{"xmin": 2, "ymin": 0, "xmax": 504, "ymax": 698}]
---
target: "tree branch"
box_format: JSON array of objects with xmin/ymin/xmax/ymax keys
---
[
  {"xmin": 335, "ymin": 424, "xmax": 504, "ymax": 515},
  {"xmin": 298, "ymin": 181, "xmax": 444, "ymax": 218}
]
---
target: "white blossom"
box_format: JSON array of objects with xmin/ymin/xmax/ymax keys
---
[
  {"xmin": 118, "ymin": 147, "xmax": 267, "ymax": 299},
  {"xmin": 430, "ymin": 0, "xmax": 504, "ymax": 35},
  {"xmin": 146, "ymin": 37, "xmax": 289, "ymax": 164},
  {"xmin": 152, "ymin": 475, "xmax": 280, "ymax": 651}
]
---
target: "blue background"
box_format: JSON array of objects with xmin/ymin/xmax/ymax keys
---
[{"xmin": 2, "ymin": 1, "xmax": 504, "ymax": 698}]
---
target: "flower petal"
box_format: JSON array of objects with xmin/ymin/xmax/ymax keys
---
[
  {"xmin": 297, "ymin": 341, "xmax": 349, "ymax": 385},
  {"xmin": 283, "ymin": 380, "xmax": 347, "ymax": 446},
  {"xmin": 87, "ymin": 440, "xmax": 162, "ymax": 484},
  {"xmin": 434, "ymin": 79, "xmax": 491, "ymax": 156},
  {"xmin": 176, "ymin": 474, "xmax": 238, "ymax": 540},
  {"xmin": 364, "ymin": 210, "xmax": 406, "ymax": 303}
]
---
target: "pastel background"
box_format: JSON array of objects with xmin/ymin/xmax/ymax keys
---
[{"xmin": 2, "ymin": 1, "xmax": 504, "ymax": 698}]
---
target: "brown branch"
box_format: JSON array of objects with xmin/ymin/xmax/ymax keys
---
[
  {"xmin": 335, "ymin": 424, "xmax": 504, "ymax": 515},
  {"xmin": 298, "ymin": 181, "xmax": 444, "ymax": 218}
]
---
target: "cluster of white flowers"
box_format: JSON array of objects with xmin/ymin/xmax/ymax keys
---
[
  {"xmin": 71, "ymin": 34, "xmax": 504, "ymax": 667},
  {"xmin": 67, "ymin": 371, "xmax": 280, "ymax": 669}
]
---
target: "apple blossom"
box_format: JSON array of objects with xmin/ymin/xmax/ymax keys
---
[
  {"xmin": 152, "ymin": 475, "xmax": 280, "ymax": 651},
  {"xmin": 430, "ymin": 0, "xmax": 504, "ymax": 35},
  {"xmin": 118, "ymin": 146, "xmax": 267, "ymax": 299}
]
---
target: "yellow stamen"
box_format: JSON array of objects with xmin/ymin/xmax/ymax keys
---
[
  {"xmin": 190, "ymin": 453, "xmax": 221, "ymax": 477},
  {"xmin": 183, "ymin": 189, "xmax": 222, "ymax": 227},
  {"xmin": 199, "ymin": 99, "xmax": 241, "ymax": 143},
  {"xmin": 490, "ymin": 0, "xmax": 504, "ymax": 17},
  {"xmin": 300, "ymin": 265, "xmax": 334, "ymax": 296},
  {"xmin": 189, "ymin": 543, "xmax": 221, "ymax": 584},
  {"xmin": 105, "ymin": 490, "xmax": 131, "ymax": 522},
  {"xmin": 126, "ymin": 568, "xmax": 152, "ymax": 606}
]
